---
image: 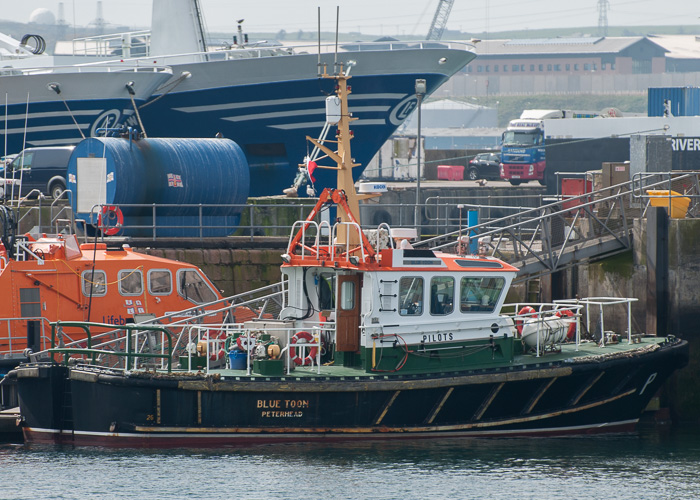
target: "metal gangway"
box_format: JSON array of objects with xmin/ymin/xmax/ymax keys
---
[{"xmin": 419, "ymin": 171, "xmax": 700, "ymax": 283}]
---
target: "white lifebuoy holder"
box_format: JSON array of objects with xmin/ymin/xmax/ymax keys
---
[
  {"xmin": 236, "ymin": 335, "xmax": 256, "ymax": 352},
  {"xmin": 290, "ymin": 330, "xmax": 318, "ymax": 366},
  {"xmin": 98, "ymin": 205, "xmax": 124, "ymax": 236}
]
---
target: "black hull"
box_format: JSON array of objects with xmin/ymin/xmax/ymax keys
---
[{"xmin": 15, "ymin": 339, "xmax": 689, "ymax": 447}]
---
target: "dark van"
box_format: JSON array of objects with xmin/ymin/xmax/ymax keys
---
[{"xmin": 6, "ymin": 146, "xmax": 74, "ymax": 199}]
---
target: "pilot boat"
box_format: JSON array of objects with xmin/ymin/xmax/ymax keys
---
[{"xmin": 9, "ymin": 66, "xmax": 689, "ymax": 447}]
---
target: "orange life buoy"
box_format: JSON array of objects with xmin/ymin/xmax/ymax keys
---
[
  {"xmin": 515, "ymin": 306, "xmax": 536, "ymax": 336},
  {"xmin": 236, "ymin": 334, "xmax": 256, "ymax": 352},
  {"xmin": 98, "ymin": 205, "xmax": 124, "ymax": 236},
  {"xmin": 555, "ymin": 309, "xmax": 576, "ymax": 339},
  {"xmin": 290, "ymin": 330, "xmax": 318, "ymax": 366}
]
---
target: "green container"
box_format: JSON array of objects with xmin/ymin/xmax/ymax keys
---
[
  {"xmin": 253, "ymin": 359, "xmax": 285, "ymax": 376},
  {"xmin": 179, "ymin": 355, "xmax": 207, "ymax": 370}
]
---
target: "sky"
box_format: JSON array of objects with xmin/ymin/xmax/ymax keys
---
[{"xmin": 2, "ymin": 0, "xmax": 699, "ymax": 36}]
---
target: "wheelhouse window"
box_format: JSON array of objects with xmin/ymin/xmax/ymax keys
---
[
  {"xmin": 430, "ymin": 276, "xmax": 454, "ymax": 315},
  {"xmin": 82, "ymin": 270, "xmax": 107, "ymax": 297},
  {"xmin": 177, "ymin": 269, "xmax": 217, "ymax": 304},
  {"xmin": 317, "ymin": 272, "xmax": 336, "ymax": 311},
  {"xmin": 399, "ymin": 277, "xmax": 423, "ymax": 316},
  {"xmin": 460, "ymin": 277, "xmax": 505, "ymax": 313},
  {"xmin": 119, "ymin": 269, "xmax": 143, "ymax": 296},
  {"xmin": 148, "ymin": 269, "xmax": 172, "ymax": 295}
]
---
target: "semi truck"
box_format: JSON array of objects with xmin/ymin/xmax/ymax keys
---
[{"xmin": 499, "ymin": 109, "xmax": 619, "ymax": 185}]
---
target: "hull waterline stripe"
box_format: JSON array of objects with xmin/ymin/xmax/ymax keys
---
[
  {"xmin": 171, "ymin": 93, "xmax": 407, "ymax": 114},
  {"xmin": 221, "ymin": 105, "xmax": 391, "ymax": 123},
  {"xmin": 269, "ymin": 119, "xmax": 386, "ymax": 130}
]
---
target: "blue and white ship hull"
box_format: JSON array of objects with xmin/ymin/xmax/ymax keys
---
[
  {"xmin": 1, "ymin": 67, "xmax": 173, "ymax": 154},
  {"xmin": 136, "ymin": 43, "xmax": 476, "ymax": 196}
]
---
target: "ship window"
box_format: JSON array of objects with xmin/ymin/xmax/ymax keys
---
[
  {"xmin": 20, "ymin": 288, "xmax": 41, "ymax": 317},
  {"xmin": 317, "ymin": 272, "xmax": 335, "ymax": 310},
  {"xmin": 430, "ymin": 276, "xmax": 454, "ymax": 316},
  {"xmin": 460, "ymin": 277, "xmax": 505, "ymax": 313},
  {"xmin": 82, "ymin": 270, "xmax": 107, "ymax": 297},
  {"xmin": 119, "ymin": 269, "xmax": 143, "ymax": 296},
  {"xmin": 340, "ymin": 281, "xmax": 355, "ymax": 310},
  {"xmin": 177, "ymin": 269, "xmax": 217, "ymax": 305},
  {"xmin": 399, "ymin": 277, "xmax": 423, "ymax": 316},
  {"xmin": 148, "ymin": 269, "xmax": 172, "ymax": 295}
]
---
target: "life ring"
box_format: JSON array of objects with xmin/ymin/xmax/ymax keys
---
[
  {"xmin": 555, "ymin": 309, "xmax": 576, "ymax": 339},
  {"xmin": 290, "ymin": 330, "xmax": 318, "ymax": 366},
  {"xmin": 236, "ymin": 334, "xmax": 256, "ymax": 352},
  {"xmin": 515, "ymin": 306, "xmax": 536, "ymax": 336},
  {"xmin": 98, "ymin": 205, "xmax": 123, "ymax": 236}
]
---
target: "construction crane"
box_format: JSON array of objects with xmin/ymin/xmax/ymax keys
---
[{"xmin": 426, "ymin": 0, "xmax": 455, "ymax": 40}]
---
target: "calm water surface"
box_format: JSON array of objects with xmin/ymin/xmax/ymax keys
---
[{"xmin": 1, "ymin": 424, "xmax": 699, "ymax": 500}]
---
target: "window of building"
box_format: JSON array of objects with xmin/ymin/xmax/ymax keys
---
[
  {"xmin": 494, "ymin": 65, "xmax": 499, "ymax": 72},
  {"xmin": 485, "ymin": 65, "xmax": 490, "ymax": 72},
  {"xmin": 601, "ymin": 63, "xmax": 607, "ymax": 70},
  {"xmin": 554, "ymin": 64, "xmax": 561, "ymax": 71},
  {"xmin": 539, "ymin": 64, "xmax": 543, "ymax": 71},
  {"xmin": 399, "ymin": 277, "xmax": 423, "ymax": 316},
  {"xmin": 547, "ymin": 64, "xmax": 552, "ymax": 71},
  {"xmin": 148, "ymin": 269, "xmax": 173, "ymax": 295},
  {"xmin": 574, "ymin": 64, "xmax": 579, "ymax": 71},
  {"xmin": 460, "ymin": 277, "xmax": 506, "ymax": 313},
  {"xmin": 530, "ymin": 64, "xmax": 535, "ymax": 71},
  {"xmin": 512, "ymin": 64, "xmax": 519, "ymax": 72},
  {"xmin": 520, "ymin": 64, "xmax": 525, "ymax": 71},
  {"xmin": 610, "ymin": 63, "xmax": 615, "ymax": 70},
  {"xmin": 503, "ymin": 65, "xmax": 508, "ymax": 72},
  {"xmin": 592, "ymin": 63, "xmax": 597, "ymax": 71},
  {"xmin": 584, "ymin": 63, "xmax": 590, "ymax": 71},
  {"xmin": 119, "ymin": 269, "xmax": 143, "ymax": 296},
  {"xmin": 477, "ymin": 65, "xmax": 483, "ymax": 73},
  {"xmin": 566, "ymin": 64, "xmax": 570, "ymax": 71},
  {"xmin": 82, "ymin": 270, "xmax": 107, "ymax": 297},
  {"xmin": 430, "ymin": 276, "xmax": 454, "ymax": 316}
]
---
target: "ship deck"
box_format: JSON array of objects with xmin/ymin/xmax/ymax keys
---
[{"xmin": 195, "ymin": 336, "xmax": 670, "ymax": 380}]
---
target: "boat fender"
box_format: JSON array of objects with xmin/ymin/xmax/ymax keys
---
[
  {"xmin": 237, "ymin": 335, "xmax": 257, "ymax": 351},
  {"xmin": 98, "ymin": 205, "xmax": 124, "ymax": 236},
  {"xmin": 290, "ymin": 330, "xmax": 318, "ymax": 366},
  {"xmin": 554, "ymin": 309, "xmax": 576, "ymax": 339},
  {"xmin": 515, "ymin": 306, "xmax": 536, "ymax": 336}
]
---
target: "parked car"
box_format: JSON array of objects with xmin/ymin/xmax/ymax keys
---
[
  {"xmin": 467, "ymin": 152, "xmax": 501, "ymax": 181},
  {"xmin": 4, "ymin": 146, "xmax": 74, "ymax": 199}
]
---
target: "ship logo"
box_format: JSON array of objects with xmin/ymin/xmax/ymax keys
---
[
  {"xmin": 390, "ymin": 96, "xmax": 419, "ymax": 126},
  {"xmin": 90, "ymin": 109, "xmax": 121, "ymax": 137}
]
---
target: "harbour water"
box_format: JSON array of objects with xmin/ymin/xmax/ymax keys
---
[{"xmin": 1, "ymin": 423, "xmax": 699, "ymax": 500}]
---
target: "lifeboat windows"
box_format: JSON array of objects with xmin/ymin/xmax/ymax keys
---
[
  {"xmin": 118, "ymin": 269, "xmax": 143, "ymax": 296},
  {"xmin": 398, "ymin": 277, "xmax": 424, "ymax": 316},
  {"xmin": 459, "ymin": 277, "xmax": 505, "ymax": 313},
  {"xmin": 430, "ymin": 276, "xmax": 454, "ymax": 315},
  {"xmin": 177, "ymin": 269, "xmax": 217, "ymax": 305},
  {"xmin": 81, "ymin": 270, "xmax": 107, "ymax": 297},
  {"xmin": 148, "ymin": 269, "xmax": 172, "ymax": 295}
]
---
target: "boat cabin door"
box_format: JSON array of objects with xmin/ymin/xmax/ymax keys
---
[{"xmin": 336, "ymin": 274, "xmax": 361, "ymax": 353}]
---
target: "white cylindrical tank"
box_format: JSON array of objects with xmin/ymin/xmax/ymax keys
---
[{"xmin": 326, "ymin": 96, "xmax": 341, "ymax": 125}]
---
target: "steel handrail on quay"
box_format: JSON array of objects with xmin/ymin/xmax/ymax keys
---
[{"xmin": 417, "ymin": 171, "xmax": 700, "ymax": 283}]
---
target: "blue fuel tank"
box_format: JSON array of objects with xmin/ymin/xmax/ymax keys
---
[{"xmin": 67, "ymin": 137, "xmax": 250, "ymax": 237}]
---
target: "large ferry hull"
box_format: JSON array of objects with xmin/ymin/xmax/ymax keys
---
[{"xmin": 16, "ymin": 338, "xmax": 688, "ymax": 447}]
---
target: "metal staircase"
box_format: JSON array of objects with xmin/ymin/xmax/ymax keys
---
[{"xmin": 419, "ymin": 172, "xmax": 700, "ymax": 283}]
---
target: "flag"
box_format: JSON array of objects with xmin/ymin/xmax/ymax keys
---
[{"xmin": 307, "ymin": 160, "xmax": 317, "ymax": 183}]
